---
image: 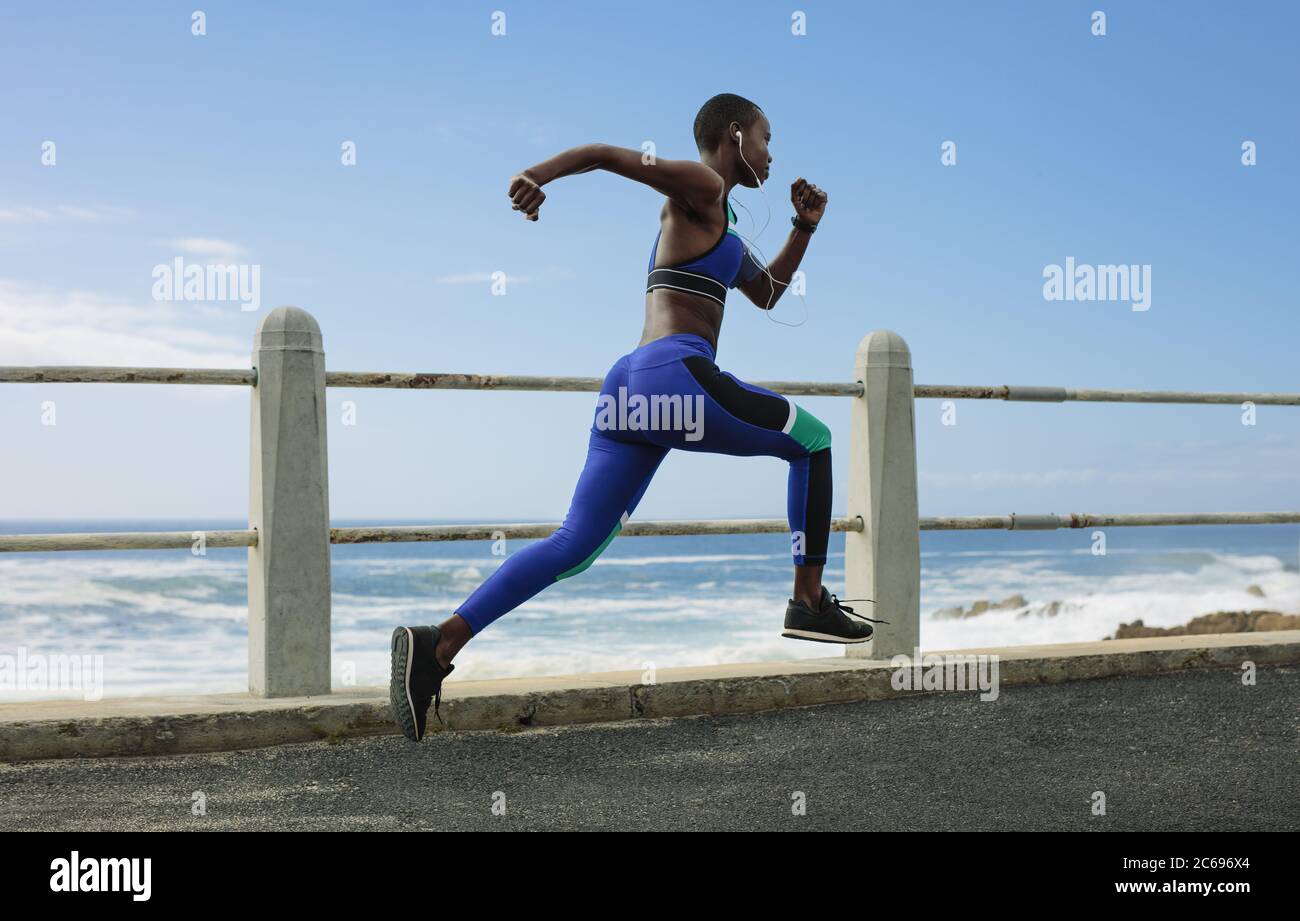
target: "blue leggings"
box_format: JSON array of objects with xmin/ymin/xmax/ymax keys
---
[{"xmin": 455, "ymin": 333, "xmax": 833, "ymax": 634}]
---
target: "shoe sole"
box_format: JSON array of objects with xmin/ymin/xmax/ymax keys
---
[
  {"xmin": 390, "ymin": 626, "xmax": 422, "ymax": 742},
  {"xmin": 782, "ymin": 628, "xmax": 873, "ymax": 644}
]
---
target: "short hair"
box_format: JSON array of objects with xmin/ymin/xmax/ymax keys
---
[{"xmin": 693, "ymin": 93, "xmax": 763, "ymax": 152}]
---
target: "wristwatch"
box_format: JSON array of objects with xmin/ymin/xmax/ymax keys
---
[{"xmin": 791, "ymin": 215, "xmax": 818, "ymax": 234}]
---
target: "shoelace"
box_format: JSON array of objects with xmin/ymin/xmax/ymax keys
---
[
  {"xmin": 431, "ymin": 662, "xmax": 455, "ymax": 727},
  {"xmin": 828, "ymin": 594, "xmax": 890, "ymax": 625}
]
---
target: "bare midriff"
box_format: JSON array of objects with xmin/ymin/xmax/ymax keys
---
[{"xmin": 638, "ymin": 288, "xmax": 723, "ymax": 351}]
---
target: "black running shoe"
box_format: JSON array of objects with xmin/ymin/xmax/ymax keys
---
[
  {"xmin": 782, "ymin": 587, "xmax": 887, "ymax": 644},
  {"xmin": 390, "ymin": 625, "xmax": 454, "ymax": 741}
]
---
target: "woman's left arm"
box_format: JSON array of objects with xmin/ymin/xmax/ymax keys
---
[{"xmin": 738, "ymin": 178, "xmax": 828, "ymax": 310}]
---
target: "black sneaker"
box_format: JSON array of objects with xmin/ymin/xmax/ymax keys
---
[
  {"xmin": 782, "ymin": 587, "xmax": 887, "ymax": 644},
  {"xmin": 390, "ymin": 625, "xmax": 454, "ymax": 741}
]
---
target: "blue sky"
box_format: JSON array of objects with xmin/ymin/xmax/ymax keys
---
[{"xmin": 1, "ymin": 1, "xmax": 1296, "ymax": 523}]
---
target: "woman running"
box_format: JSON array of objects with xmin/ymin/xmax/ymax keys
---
[{"xmin": 392, "ymin": 94, "xmax": 878, "ymax": 741}]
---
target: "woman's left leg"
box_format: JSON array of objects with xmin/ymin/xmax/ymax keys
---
[
  {"xmin": 451, "ymin": 428, "xmax": 668, "ymax": 638},
  {"xmin": 633, "ymin": 354, "xmax": 874, "ymax": 644},
  {"xmin": 660, "ymin": 354, "xmax": 833, "ymax": 598}
]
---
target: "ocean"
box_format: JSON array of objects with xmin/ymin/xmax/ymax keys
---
[{"xmin": 1, "ymin": 520, "xmax": 1297, "ymax": 701}]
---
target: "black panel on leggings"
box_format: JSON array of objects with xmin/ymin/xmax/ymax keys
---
[
  {"xmin": 806, "ymin": 448, "xmax": 832, "ymax": 561},
  {"xmin": 681, "ymin": 355, "xmax": 789, "ymax": 431}
]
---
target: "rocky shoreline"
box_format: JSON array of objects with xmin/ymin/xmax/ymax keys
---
[
  {"xmin": 930, "ymin": 584, "xmax": 1300, "ymax": 638},
  {"xmin": 1107, "ymin": 610, "xmax": 1300, "ymax": 639},
  {"xmin": 932, "ymin": 594, "xmax": 1078, "ymax": 620}
]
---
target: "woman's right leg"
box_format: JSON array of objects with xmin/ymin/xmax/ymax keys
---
[
  {"xmin": 392, "ymin": 371, "xmax": 666, "ymax": 740},
  {"xmin": 427, "ymin": 348, "xmax": 667, "ymax": 667}
]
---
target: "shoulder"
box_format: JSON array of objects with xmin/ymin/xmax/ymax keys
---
[
  {"xmin": 663, "ymin": 173, "xmax": 725, "ymax": 226},
  {"xmin": 659, "ymin": 162, "xmax": 724, "ymax": 219}
]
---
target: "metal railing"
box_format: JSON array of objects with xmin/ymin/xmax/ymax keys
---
[
  {"xmin": 8, "ymin": 367, "xmax": 1299, "ymax": 405},
  {"xmin": 7, "ymin": 512, "xmax": 1299, "ymax": 554},
  {"xmin": 2, "ymin": 307, "xmax": 1296, "ymax": 696}
]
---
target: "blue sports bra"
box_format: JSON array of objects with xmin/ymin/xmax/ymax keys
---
[{"xmin": 646, "ymin": 200, "xmax": 763, "ymax": 307}]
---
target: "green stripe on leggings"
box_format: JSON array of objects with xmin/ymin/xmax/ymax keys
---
[
  {"xmin": 788, "ymin": 405, "xmax": 832, "ymax": 453},
  {"xmin": 556, "ymin": 520, "xmax": 622, "ymax": 580}
]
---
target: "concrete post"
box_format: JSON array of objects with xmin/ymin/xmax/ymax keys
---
[
  {"xmin": 844, "ymin": 330, "xmax": 921, "ymax": 660},
  {"xmin": 248, "ymin": 306, "xmax": 332, "ymax": 697}
]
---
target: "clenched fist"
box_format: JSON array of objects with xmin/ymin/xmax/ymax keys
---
[
  {"xmin": 508, "ymin": 171, "xmax": 545, "ymax": 221},
  {"xmin": 791, "ymin": 178, "xmax": 828, "ymax": 226}
]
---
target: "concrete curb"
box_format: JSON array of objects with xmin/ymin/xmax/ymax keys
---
[{"xmin": 2, "ymin": 631, "xmax": 1296, "ymax": 762}]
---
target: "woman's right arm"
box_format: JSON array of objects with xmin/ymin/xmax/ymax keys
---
[{"xmin": 508, "ymin": 143, "xmax": 722, "ymax": 221}]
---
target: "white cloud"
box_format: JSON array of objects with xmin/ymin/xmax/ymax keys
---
[
  {"xmin": 432, "ymin": 267, "xmax": 576, "ymax": 285},
  {"xmin": 169, "ymin": 238, "xmax": 248, "ymax": 259},
  {"xmin": 434, "ymin": 271, "xmax": 532, "ymax": 285},
  {"xmin": 0, "ymin": 279, "xmax": 249, "ymax": 368},
  {"xmin": 0, "ymin": 206, "xmax": 53, "ymax": 223},
  {"xmin": 0, "ymin": 205, "xmax": 133, "ymax": 224}
]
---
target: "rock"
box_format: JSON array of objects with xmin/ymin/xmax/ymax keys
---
[
  {"xmin": 1014, "ymin": 599, "xmax": 1070, "ymax": 619},
  {"xmin": 935, "ymin": 594, "xmax": 1033, "ymax": 619},
  {"xmin": 1110, "ymin": 610, "xmax": 1299, "ymax": 639},
  {"xmin": 1112, "ymin": 618, "xmax": 1161, "ymax": 638},
  {"xmin": 1246, "ymin": 585, "xmax": 1265, "ymax": 598}
]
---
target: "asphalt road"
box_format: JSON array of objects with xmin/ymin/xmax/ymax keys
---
[{"xmin": 2, "ymin": 665, "xmax": 1296, "ymax": 831}]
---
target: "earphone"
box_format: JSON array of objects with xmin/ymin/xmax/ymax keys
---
[{"xmin": 731, "ymin": 129, "xmax": 809, "ymax": 326}]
